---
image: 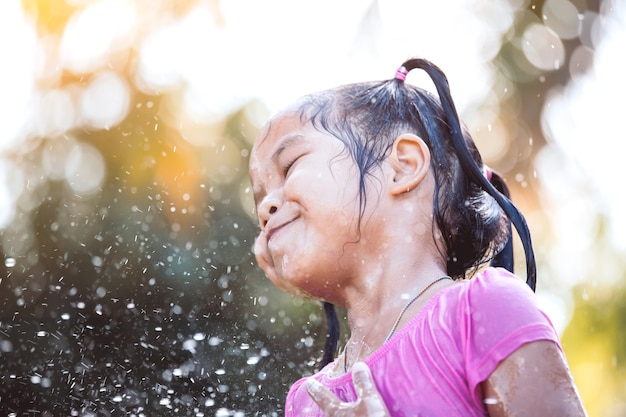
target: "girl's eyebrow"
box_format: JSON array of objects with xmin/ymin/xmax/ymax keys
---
[{"xmin": 270, "ymin": 133, "xmax": 305, "ymax": 162}]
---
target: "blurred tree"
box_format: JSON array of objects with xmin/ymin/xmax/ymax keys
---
[{"xmin": 561, "ymin": 271, "xmax": 626, "ymax": 416}]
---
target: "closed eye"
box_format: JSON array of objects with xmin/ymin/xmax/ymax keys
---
[{"xmin": 283, "ymin": 154, "xmax": 304, "ymax": 177}]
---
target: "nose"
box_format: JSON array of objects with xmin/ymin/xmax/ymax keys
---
[{"xmin": 257, "ymin": 193, "xmax": 281, "ymax": 229}]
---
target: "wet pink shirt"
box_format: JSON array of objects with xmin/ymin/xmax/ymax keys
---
[{"xmin": 285, "ymin": 267, "xmax": 560, "ymax": 416}]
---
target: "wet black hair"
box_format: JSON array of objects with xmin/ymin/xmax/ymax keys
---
[{"xmin": 291, "ymin": 58, "xmax": 536, "ymax": 368}]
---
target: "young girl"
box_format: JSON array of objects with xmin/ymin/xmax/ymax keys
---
[{"xmin": 249, "ymin": 58, "xmax": 586, "ymax": 416}]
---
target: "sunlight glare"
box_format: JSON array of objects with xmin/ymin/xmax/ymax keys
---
[
  {"xmin": 0, "ymin": 0, "xmax": 36, "ymax": 152},
  {"xmin": 136, "ymin": 23, "xmax": 185, "ymax": 92},
  {"xmin": 34, "ymin": 89, "xmax": 76, "ymax": 137},
  {"xmin": 60, "ymin": 0, "xmax": 136, "ymax": 74}
]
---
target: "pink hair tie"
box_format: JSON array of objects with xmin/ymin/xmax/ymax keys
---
[
  {"xmin": 484, "ymin": 166, "xmax": 493, "ymax": 182},
  {"xmin": 394, "ymin": 66, "xmax": 408, "ymax": 81}
]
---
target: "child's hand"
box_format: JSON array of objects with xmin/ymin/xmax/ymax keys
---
[{"xmin": 305, "ymin": 362, "xmax": 391, "ymax": 417}]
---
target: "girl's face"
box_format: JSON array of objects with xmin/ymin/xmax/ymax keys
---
[{"xmin": 249, "ymin": 114, "xmax": 374, "ymax": 301}]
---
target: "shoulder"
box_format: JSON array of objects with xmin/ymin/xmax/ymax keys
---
[
  {"xmin": 454, "ymin": 267, "xmax": 557, "ymax": 341},
  {"xmin": 466, "ymin": 266, "xmax": 534, "ymax": 297},
  {"xmin": 456, "ymin": 268, "xmax": 562, "ymax": 405},
  {"xmin": 454, "ymin": 267, "xmax": 541, "ymax": 317}
]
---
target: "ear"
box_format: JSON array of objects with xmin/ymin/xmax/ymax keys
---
[{"xmin": 388, "ymin": 133, "xmax": 431, "ymax": 196}]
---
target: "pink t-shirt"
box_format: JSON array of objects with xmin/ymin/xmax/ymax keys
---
[{"xmin": 285, "ymin": 267, "xmax": 560, "ymax": 416}]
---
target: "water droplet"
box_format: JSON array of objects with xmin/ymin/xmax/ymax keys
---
[
  {"xmin": 0, "ymin": 340, "xmax": 13, "ymax": 352},
  {"xmin": 183, "ymin": 339, "xmax": 197, "ymax": 353},
  {"xmin": 209, "ymin": 336, "xmax": 223, "ymax": 346},
  {"xmin": 91, "ymin": 256, "xmax": 104, "ymax": 267}
]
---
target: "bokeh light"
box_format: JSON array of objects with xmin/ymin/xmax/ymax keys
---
[
  {"xmin": 80, "ymin": 71, "xmax": 131, "ymax": 129},
  {"xmin": 64, "ymin": 141, "xmax": 107, "ymax": 195},
  {"xmin": 522, "ymin": 22, "xmax": 566, "ymax": 71},
  {"xmin": 541, "ymin": 0, "xmax": 626, "ymax": 252},
  {"xmin": 542, "ymin": 0, "xmax": 582, "ymax": 40}
]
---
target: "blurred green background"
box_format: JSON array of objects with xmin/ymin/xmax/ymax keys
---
[{"xmin": 0, "ymin": 0, "xmax": 625, "ymax": 415}]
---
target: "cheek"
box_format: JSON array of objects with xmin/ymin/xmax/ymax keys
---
[
  {"xmin": 253, "ymin": 233, "xmax": 304, "ymax": 296},
  {"xmin": 253, "ymin": 233, "xmax": 274, "ymax": 271}
]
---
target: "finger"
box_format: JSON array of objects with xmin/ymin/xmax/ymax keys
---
[
  {"xmin": 351, "ymin": 362, "xmax": 378, "ymax": 398},
  {"xmin": 306, "ymin": 378, "xmax": 343, "ymax": 411},
  {"xmin": 352, "ymin": 362, "xmax": 389, "ymax": 417}
]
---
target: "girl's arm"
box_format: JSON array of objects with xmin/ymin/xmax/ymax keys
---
[{"xmin": 482, "ymin": 340, "xmax": 587, "ymax": 417}]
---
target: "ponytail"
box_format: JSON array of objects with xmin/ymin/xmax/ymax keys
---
[{"xmin": 398, "ymin": 58, "xmax": 536, "ymax": 291}]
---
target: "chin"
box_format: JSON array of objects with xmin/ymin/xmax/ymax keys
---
[
  {"xmin": 268, "ymin": 266, "xmax": 318, "ymax": 299},
  {"xmin": 269, "ymin": 276, "xmax": 309, "ymax": 298}
]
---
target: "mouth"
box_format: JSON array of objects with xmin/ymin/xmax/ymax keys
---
[{"xmin": 267, "ymin": 218, "xmax": 296, "ymax": 242}]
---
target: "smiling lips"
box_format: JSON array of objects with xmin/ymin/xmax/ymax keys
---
[{"xmin": 266, "ymin": 218, "xmax": 296, "ymax": 242}]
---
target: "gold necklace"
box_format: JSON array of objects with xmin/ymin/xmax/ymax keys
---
[{"xmin": 343, "ymin": 275, "xmax": 452, "ymax": 373}]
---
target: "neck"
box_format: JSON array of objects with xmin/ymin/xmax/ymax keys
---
[
  {"xmin": 339, "ymin": 255, "xmax": 450, "ymax": 369},
  {"xmin": 328, "ymin": 187, "xmax": 450, "ymax": 371}
]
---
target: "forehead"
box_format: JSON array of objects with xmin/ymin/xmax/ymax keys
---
[
  {"xmin": 248, "ymin": 112, "xmax": 350, "ymax": 189},
  {"xmin": 251, "ymin": 113, "xmax": 307, "ymax": 155},
  {"xmin": 248, "ymin": 114, "xmax": 309, "ymax": 200}
]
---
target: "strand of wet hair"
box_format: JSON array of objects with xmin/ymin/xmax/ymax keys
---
[
  {"xmin": 321, "ymin": 301, "xmax": 340, "ymax": 369},
  {"xmin": 399, "ymin": 58, "xmax": 536, "ymax": 291},
  {"xmin": 487, "ymin": 171, "xmax": 514, "ymax": 272}
]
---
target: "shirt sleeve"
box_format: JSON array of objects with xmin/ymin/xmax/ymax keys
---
[{"xmin": 460, "ymin": 267, "xmax": 561, "ymax": 410}]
